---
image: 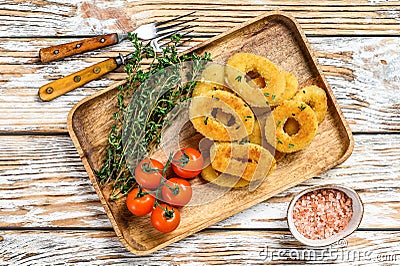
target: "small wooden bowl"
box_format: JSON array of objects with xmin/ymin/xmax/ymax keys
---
[{"xmin": 287, "ymin": 184, "xmax": 364, "ymax": 247}]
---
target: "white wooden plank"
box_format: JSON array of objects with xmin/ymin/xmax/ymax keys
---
[
  {"xmin": 0, "ymin": 136, "xmax": 109, "ymax": 228},
  {"xmin": 312, "ymin": 37, "xmax": 400, "ymax": 132},
  {"xmin": 0, "ymin": 37, "xmax": 399, "ymax": 132},
  {"xmin": 0, "ymin": 230, "xmax": 400, "ymax": 265},
  {"xmin": 0, "ymin": 134, "xmax": 399, "ymax": 229}
]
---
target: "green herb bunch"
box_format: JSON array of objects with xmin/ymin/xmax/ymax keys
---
[{"xmin": 95, "ymin": 34, "xmax": 211, "ymax": 200}]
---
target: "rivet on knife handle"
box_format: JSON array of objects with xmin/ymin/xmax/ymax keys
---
[
  {"xmin": 39, "ymin": 33, "xmax": 119, "ymax": 63},
  {"xmin": 38, "ymin": 58, "xmax": 118, "ymax": 101}
]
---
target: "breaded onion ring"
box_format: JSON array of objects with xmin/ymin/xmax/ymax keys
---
[
  {"xmin": 293, "ymin": 85, "xmax": 327, "ymax": 123},
  {"xmin": 210, "ymin": 142, "xmax": 276, "ymax": 182},
  {"xmin": 272, "ymin": 100, "xmax": 318, "ymax": 153},
  {"xmin": 189, "ymin": 90, "xmax": 254, "ymax": 141},
  {"xmin": 281, "ymin": 72, "xmax": 298, "ymax": 101},
  {"xmin": 225, "ymin": 52, "xmax": 286, "ymax": 107},
  {"xmin": 201, "ymin": 165, "xmax": 249, "ymax": 188},
  {"xmin": 192, "ymin": 82, "xmax": 231, "ymax": 97}
]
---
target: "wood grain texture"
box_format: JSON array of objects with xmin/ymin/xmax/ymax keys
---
[
  {"xmin": 1, "ymin": 230, "xmax": 400, "ymax": 265},
  {"xmin": 0, "ymin": 134, "xmax": 398, "ymax": 229},
  {"xmin": 1, "ymin": 0, "xmax": 400, "ymax": 261},
  {"xmin": 2, "ymin": 0, "xmax": 400, "ymax": 36},
  {"xmin": 1, "ymin": 36, "xmax": 399, "ymax": 133}
]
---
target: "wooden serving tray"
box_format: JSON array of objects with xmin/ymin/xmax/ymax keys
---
[{"xmin": 68, "ymin": 12, "xmax": 353, "ymax": 255}]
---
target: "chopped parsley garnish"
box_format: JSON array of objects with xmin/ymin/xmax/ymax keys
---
[
  {"xmin": 235, "ymin": 75, "xmax": 242, "ymax": 82},
  {"xmin": 298, "ymin": 104, "xmax": 306, "ymax": 111},
  {"xmin": 264, "ymin": 93, "xmax": 270, "ymax": 97},
  {"xmin": 271, "ymin": 94, "xmax": 276, "ymax": 100},
  {"xmin": 277, "ymin": 139, "xmax": 283, "ymax": 144},
  {"xmin": 289, "ymin": 143, "xmax": 295, "ymax": 148},
  {"xmin": 276, "ymin": 120, "xmax": 281, "ymax": 126},
  {"xmin": 204, "ymin": 117, "xmax": 209, "ymax": 125}
]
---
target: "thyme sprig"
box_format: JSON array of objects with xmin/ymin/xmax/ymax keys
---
[{"xmin": 95, "ymin": 34, "xmax": 211, "ymax": 200}]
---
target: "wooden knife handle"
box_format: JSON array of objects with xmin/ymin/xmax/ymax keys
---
[
  {"xmin": 39, "ymin": 58, "xmax": 119, "ymax": 101},
  {"xmin": 39, "ymin": 33, "xmax": 119, "ymax": 63}
]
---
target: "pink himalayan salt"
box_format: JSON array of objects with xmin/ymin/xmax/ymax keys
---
[{"xmin": 292, "ymin": 189, "xmax": 353, "ymax": 240}]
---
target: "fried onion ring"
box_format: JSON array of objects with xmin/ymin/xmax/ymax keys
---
[
  {"xmin": 272, "ymin": 100, "xmax": 318, "ymax": 153},
  {"xmin": 274, "ymin": 150, "xmax": 286, "ymax": 162},
  {"xmin": 293, "ymin": 85, "xmax": 327, "ymax": 123},
  {"xmin": 225, "ymin": 52, "xmax": 286, "ymax": 107},
  {"xmin": 189, "ymin": 90, "xmax": 254, "ymax": 141},
  {"xmin": 281, "ymin": 72, "xmax": 298, "ymax": 101},
  {"xmin": 192, "ymin": 82, "xmax": 231, "ymax": 97},
  {"xmin": 201, "ymin": 165, "xmax": 249, "ymax": 188},
  {"xmin": 210, "ymin": 142, "xmax": 276, "ymax": 182},
  {"xmin": 283, "ymin": 117, "xmax": 300, "ymax": 136}
]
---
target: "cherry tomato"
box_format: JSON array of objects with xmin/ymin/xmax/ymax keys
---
[
  {"xmin": 172, "ymin": 148, "xmax": 204, "ymax": 179},
  {"xmin": 126, "ymin": 187, "xmax": 155, "ymax": 216},
  {"xmin": 135, "ymin": 158, "xmax": 164, "ymax": 190},
  {"xmin": 151, "ymin": 203, "xmax": 181, "ymax": 232},
  {"xmin": 162, "ymin": 177, "xmax": 192, "ymax": 207}
]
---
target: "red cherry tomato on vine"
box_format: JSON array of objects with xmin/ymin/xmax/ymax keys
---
[
  {"xmin": 126, "ymin": 187, "xmax": 155, "ymax": 216},
  {"xmin": 135, "ymin": 158, "xmax": 164, "ymax": 190},
  {"xmin": 151, "ymin": 203, "xmax": 180, "ymax": 232},
  {"xmin": 162, "ymin": 177, "xmax": 192, "ymax": 207},
  {"xmin": 172, "ymin": 148, "xmax": 204, "ymax": 179}
]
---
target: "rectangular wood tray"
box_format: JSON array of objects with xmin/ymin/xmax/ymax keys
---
[{"xmin": 67, "ymin": 11, "xmax": 354, "ymax": 255}]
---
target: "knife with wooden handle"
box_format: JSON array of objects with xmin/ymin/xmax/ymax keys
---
[
  {"xmin": 38, "ymin": 53, "xmax": 129, "ymax": 101},
  {"xmin": 39, "ymin": 33, "xmax": 122, "ymax": 63}
]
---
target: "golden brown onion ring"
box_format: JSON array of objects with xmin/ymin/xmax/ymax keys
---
[
  {"xmin": 210, "ymin": 142, "xmax": 276, "ymax": 182},
  {"xmin": 281, "ymin": 72, "xmax": 298, "ymax": 101},
  {"xmin": 192, "ymin": 82, "xmax": 232, "ymax": 97},
  {"xmin": 248, "ymin": 119, "xmax": 262, "ymax": 146},
  {"xmin": 199, "ymin": 63, "xmax": 227, "ymax": 86},
  {"xmin": 189, "ymin": 90, "xmax": 254, "ymax": 141},
  {"xmin": 225, "ymin": 53, "xmax": 286, "ymax": 107},
  {"xmin": 272, "ymin": 100, "xmax": 318, "ymax": 153}
]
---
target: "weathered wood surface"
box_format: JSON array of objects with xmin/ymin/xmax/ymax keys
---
[
  {"xmin": 2, "ymin": 0, "xmax": 400, "ymax": 36},
  {"xmin": 1, "ymin": 37, "xmax": 400, "ymax": 133},
  {"xmin": 67, "ymin": 14, "xmax": 355, "ymax": 254},
  {"xmin": 1, "ymin": 230, "xmax": 400, "ymax": 265},
  {"xmin": 0, "ymin": 134, "xmax": 398, "ymax": 229},
  {"xmin": 1, "ymin": 0, "xmax": 400, "ymax": 263}
]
